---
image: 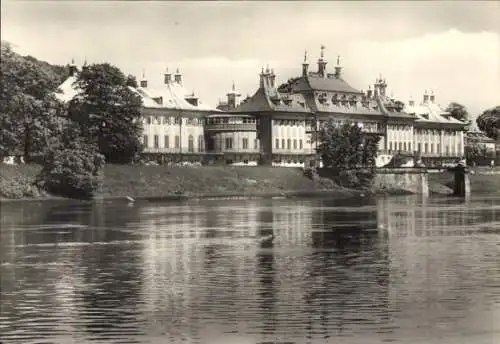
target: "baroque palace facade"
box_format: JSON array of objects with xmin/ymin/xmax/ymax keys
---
[{"xmin": 56, "ymin": 49, "xmax": 467, "ymax": 167}]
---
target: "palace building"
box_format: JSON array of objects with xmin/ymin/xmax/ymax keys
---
[{"xmin": 55, "ymin": 50, "xmax": 467, "ymax": 167}]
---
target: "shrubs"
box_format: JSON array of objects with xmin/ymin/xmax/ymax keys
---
[{"xmin": 37, "ymin": 143, "xmax": 105, "ymax": 200}]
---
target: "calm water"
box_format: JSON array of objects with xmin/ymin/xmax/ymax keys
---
[{"xmin": 1, "ymin": 195, "xmax": 499, "ymax": 344}]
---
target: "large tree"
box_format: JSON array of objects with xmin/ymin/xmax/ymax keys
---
[
  {"xmin": 68, "ymin": 63, "xmax": 143, "ymax": 164},
  {"xmin": 476, "ymin": 105, "xmax": 500, "ymax": 140},
  {"xmin": 0, "ymin": 41, "xmax": 65, "ymax": 162},
  {"xmin": 446, "ymin": 102, "xmax": 470, "ymax": 127},
  {"xmin": 317, "ymin": 119, "xmax": 380, "ymax": 169}
]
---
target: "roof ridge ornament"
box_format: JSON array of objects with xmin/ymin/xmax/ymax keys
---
[
  {"xmin": 337, "ymin": 55, "xmax": 341, "ymax": 66},
  {"xmin": 304, "ymin": 50, "xmax": 308, "ymax": 63},
  {"xmin": 320, "ymin": 45, "xmax": 325, "ymax": 59}
]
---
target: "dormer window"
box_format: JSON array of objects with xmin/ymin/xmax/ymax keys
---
[
  {"xmin": 185, "ymin": 98, "xmax": 198, "ymax": 106},
  {"xmin": 318, "ymin": 93, "xmax": 328, "ymax": 104}
]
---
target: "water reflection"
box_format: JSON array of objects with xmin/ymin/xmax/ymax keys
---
[{"xmin": 1, "ymin": 196, "xmax": 499, "ymax": 344}]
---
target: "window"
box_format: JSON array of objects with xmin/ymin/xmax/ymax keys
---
[
  {"xmin": 242, "ymin": 138, "xmax": 248, "ymax": 149},
  {"xmin": 418, "ymin": 143, "xmax": 422, "ymax": 152},
  {"xmin": 437, "ymin": 143, "xmax": 440, "ymax": 154},
  {"xmin": 299, "ymin": 139, "xmax": 303, "ymax": 150},
  {"xmin": 143, "ymin": 135, "xmax": 148, "ymax": 147},
  {"xmin": 164, "ymin": 135, "xmax": 169, "ymax": 148},
  {"xmin": 408, "ymin": 143, "xmax": 412, "ymax": 152},
  {"xmin": 293, "ymin": 139, "xmax": 297, "ymax": 150},
  {"xmin": 198, "ymin": 135, "xmax": 204, "ymax": 152},
  {"xmin": 282, "ymin": 139, "xmax": 285, "ymax": 149},
  {"xmin": 275, "ymin": 139, "xmax": 279, "ymax": 149},
  {"xmin": 225, "ymin": 137, "xmax": 233, "ymax": 150},
  {"xmin": 430, "ymin": 143, "xmax": 434, "ymax": 153},
  {"xmin": 174, "ymin": 117, "xmax": 181, "ymax": 125},
  {"xmin": 287, "ymin": 139, "xmax": 291, "ymax": 150},
  {"xmin": 254, "ymin": 139, "xmax": 259, "ymax": 150},
  {"xmin": 154, "ymin": 135, "xmax": 159, "ymax": 148},
  {"xmin": 398, "ymin": 142, "xmax": 402, "ymax": 151},
  {"xmin": 403, "ymin": 142, "xmax": 407, "ymax": 151},
  {"xmin": 424, "ymin": 143, "xmax": 428, "ymax": 153},
  {"xmin": 188, "ymin": 135, "xmax": 194, "ymax": 153},
  {"xmin": 175, "ymin": 135, "xmax": 180, "ymax": 149},
  {"xmin": 147, "ymin": 117, "xmax": 152, "ymax": 125},
  {"xmin": 389, "ymin": 142, "xmax": 392, "ymax": 151},
  {"xmin": 154, "ymin": 116, "xmax": 160, "ymax": 124}
]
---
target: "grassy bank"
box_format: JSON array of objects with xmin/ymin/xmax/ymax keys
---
[
  {"xmin": 1, "ymin": 164, "xmax": 499, "ymax": 201},
  {"xmin": 0, "ymin": 164, "xmax": 357, "ymax": 201}
]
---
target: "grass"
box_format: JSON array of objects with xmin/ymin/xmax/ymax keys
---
[{"xmin": 2, "ymin": 163, "xmax": 498, "ymax": 200}]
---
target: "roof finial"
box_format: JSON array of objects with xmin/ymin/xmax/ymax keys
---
[
  {"xmin": 71, "ymin": 58, "xmax": 75, "ymax": 65},
  {"xmin": 337, "ymin": 55, "xmax": 341, "ymax": 66},
  {"xmin": 266, "ymin": 64, "xmax": 270, "ymax": 73},
  {"xmin": 304, "ymin": 50, "xmax": 308, "ymax": 63},
  {"xmin": 142, "ymin": 69, "xmax": 145, "ymax": 79},
  {"xmin": 83, "ymin": 57, "xmax": 87, "ymax": 66},
  {"xmin": 176, "ymin": 67, "xmax": 180, "ymax": 74},
  {"xmin": 320, "ymin": 45, "xmax": 325, "ymax": 59},
  {"xmin": 232, "ymin": 80, "xmax": 235, "ymax": 91}
]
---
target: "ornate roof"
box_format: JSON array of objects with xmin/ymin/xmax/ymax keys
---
[
  {"xmin": 404, "ymin": 98, "xmax": 466, "ymax": 126},
  {"xmin": 292, "ymin": 74, "xmax": 363, "ymax": 94}
]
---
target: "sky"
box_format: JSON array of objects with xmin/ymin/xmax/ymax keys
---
[{"xmin": 2, "ymin": 1, "xmax": 500, "ymax": 117}]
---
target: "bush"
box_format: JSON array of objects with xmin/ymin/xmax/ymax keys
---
[
  {"xmin": 337, "ymin": 169, "xmax": 375, "ymax": 189},
  {"xmin": 37, "ymin": 144, "xmax": 105, "ymax": 200}
]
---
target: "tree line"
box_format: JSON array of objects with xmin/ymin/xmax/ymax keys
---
[{"xmin": 1, "ymin": 41, "xmax": 143, "ymax": 199}]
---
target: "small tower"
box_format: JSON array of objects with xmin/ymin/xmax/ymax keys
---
[
  {"xmin": 174, "ymin": 68, "xmax": 182, "ymax": 84},
  {"xmin": 140, "ymin": 69, "xmax": 148, "ymax": 88},
  {"xmin": 334, "ymin": 55, "xmax": 342, "ymax": 79},
  {"xmin": 302, "ymin": 50, "xmax": 309, "ymax": 77},
  {"xmin": 409, "ymin": 96, "xmax": 415, "ymax": 106},
  {"xmin": 227, "ymin": 81, "xmax": 241, "ymax": 110},
  {"xmin": 164, "ymin": 68, "xmax": 172, "ymax": 84},
  {"xmin": 374, "ymin": 75, "xmax": 387, "ymax": 97},
  {"xmin": 68, "ymin": 58, "xmax": 78, "ymax": 77},
  {"xmin": 317, "ymin": 45, "xmax": 327, "ymax": 78}
]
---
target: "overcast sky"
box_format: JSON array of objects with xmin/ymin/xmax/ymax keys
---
[{"xmin": 2, "ymin": 1, "xmax": 499, "ymax": 116}]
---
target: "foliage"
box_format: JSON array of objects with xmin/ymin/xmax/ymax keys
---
[
  {"xmin": 0, "ymin": 41, "xmax": 66, "ymax": 161},
  {"xmin": 465, "ymin": 143, "xmax": 491, "ymax": 165},
  {"xmin": 37, "ymin": 123, "xmax": 105, "ymax": 199},
  {"xmin": 277, "ymin": 77, "xmax": 300, "ymax": 93},
  {"xmin": 0, "ymin": 164, "xmax": 44, "ymax": 199},
  {"xmin": 476, "ymin": 105, "xmax": 500, "ymax": 140},
  {"xmin": 316, "ymin": 119, "xmax": 380, "ymax": 189},
  {"xmin": 317, "ymin": 119, "xmax": 380, "ymax": 169},
  {"xmin": 68, "ymin": 63, "xmax": 143, "ymax": 163},
  {"xmin": 446, "ymin": 102, "xmax": 470, "ymax": 129},
  {"xmin": 126, "ymin": 74, "xmax": 138, "ymax": 88}
]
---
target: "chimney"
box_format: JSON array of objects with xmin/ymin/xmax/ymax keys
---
[
  {"xmin": 423, "ymin": 90, "xmax": 429, "ymax": 103},
  {"xmin": 68, "ymin": 58, "xmax": 78, "ymax": 77},
  {"xmin": 334, "ymin": 55, "xmax": 342, "ymax": 79},
  {"xmin": 317, "ymin": 45, "xmax": 327, "ymax": 78},
  {"xmin": 269, "ymin": 68, "xmax": 276, "ymax": 88},
  {"xmin": 302, "ymin": 50, "xmax": 309, "ymax": 77},
  {"xmin": 174, "ymin": 68, "xmax": 182, "ymax": 84},
  {"xmin": 429, "ymin": 90, "xmax": 435, "ymax": 103},
  {"xmin": 140, "ymin": 69, "xmax": 147, "ymax": 88},
  {"xmin": 259, "ymin": 67, "xmax": 268, "ymax": 88},
  {"xmin": 164, "ymin": 68, "xmax": 172, "ymax": 84},
  {"xmin": 366, "ymin": 85, "xmax": 373, "ymax": 99}
]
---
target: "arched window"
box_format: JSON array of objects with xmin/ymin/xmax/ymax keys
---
[
  {"xmin": 198, "ymin": 135, "xmax": 204, "ymax": 152},
  {"xmin": 188, "ymin": 135, "xmax": 194, "ymax": 153}
]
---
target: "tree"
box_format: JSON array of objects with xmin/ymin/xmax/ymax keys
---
[
  {"xmin": 317, "ymin": 119, "xmax": 381, "ymax": 188},
  {"xmin": 476, "ymin": 105, "xmax": 500, "ymax": 140},
  {"xmin": 37, "ymin": 121, "xmax": 105, "ymax": 199},
  {"xmin": 446, "ymin": 102, "xmax": 470, "ymax": 128},
  {"xmin": 0, "ymin": 41, "xmax": 65, "ymax": 161},
  {"xmin": 68, "ymin": 63, "xmax": 143, "ymax": 163}
]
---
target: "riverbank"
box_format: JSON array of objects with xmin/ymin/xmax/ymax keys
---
[{"xmin": 1, "ymin": 164, "xmax": 499, "ymax": 202}]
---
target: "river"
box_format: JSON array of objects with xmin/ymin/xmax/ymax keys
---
[{"xmin": 1, "ymin": 195, "xmax": 499, "ymax": 344}]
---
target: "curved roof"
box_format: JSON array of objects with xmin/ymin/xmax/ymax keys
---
[
  {"xmin": 405, "ymin": 101, "xmax": 466, "ymax": 126},
  {"xmin": 292, "ymin": 75, "xmax": 363, "ymax": 94},
  {"xmin": 236, "ymin": 87, "xmax": 311, "ymax": 113},
  {"xmin": 137, "ymin": 82, "xmax": 219, "ymax": 112},
  {"xmin": 55, "ymin": 76, "xmax": 79, "ymax": 103}
]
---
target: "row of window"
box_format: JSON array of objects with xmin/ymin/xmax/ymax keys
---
[
  {"xmin": 143, "ymin": 134, "xmax": 204, "ymax": 152},
  {"xmin": 273, "ymin": 120, "xmax": 306, "ymax": 126},
  {"xmin": 143, "ymin": 116, "xmax": 203, "ymax": 126},
  {"xmin": 387, "ymin": 141, "xmax": 463, "ymax": 154},
  {"xmin": 221, "ymin": 137, "xmax": 259, "ymax": 150},
  {"xmin": 206, "ymin": 117, "xmax": 258, "ymax": 125},
  {"xmin": 275, "ymin": 138, "xmax": 304, "ymax": 150}
]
